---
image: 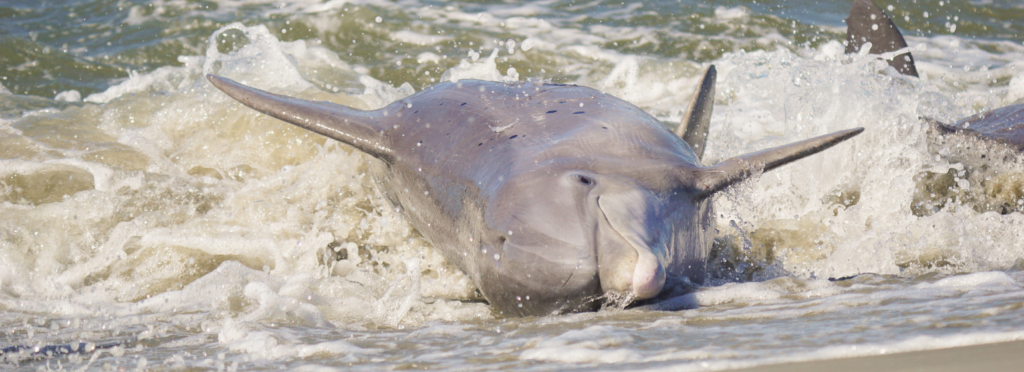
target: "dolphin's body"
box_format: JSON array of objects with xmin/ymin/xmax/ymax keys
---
[
  {"xmin": 208, "ymin": 74, "xmax": 861, "ymax": 316},
  {"xmin": 846, "ymin": 0, "xmax": 1024, "ymax": 147},
  {"xmin": 930, "ymin": 105, "xmax": 1024, "ymax": 150}
]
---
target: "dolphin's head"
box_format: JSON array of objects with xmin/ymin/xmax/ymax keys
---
[
  {"xmin": 585, "ymin": 171, "xmax": 702, "ymax": 301},
  {"xmin": 477, "ymin": 96, "xmax": 862, "ymax": 315},
  {"xmin": 470, "ymin": 89, "xmax": 719, "ymax": 315},
  {"xmin": 486, "ymin": 157, "xmax": 712, "ymax": 315}
]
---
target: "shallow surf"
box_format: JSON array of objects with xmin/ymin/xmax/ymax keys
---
[{"xmin": 2, "ymin": 0, "xmax": 1024, "ymax": 370}]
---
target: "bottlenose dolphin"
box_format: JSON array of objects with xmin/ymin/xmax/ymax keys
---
[
  {"xmin": 676, "ymin": 66, "xmax": 717, "ymax": 160},
  {"xmin": 207, "ymin": 73, "xmax": 862, "ymax": 316},
  {"xmin": 846, "ymin": 0, "xmax": 1024, "ymax": 147},
  {"xmin": 928, "ymin": 105, "xmax": 1024, "ymax": 150},
  {"xmin": 845, "ymin": 0, "xmax": 918, "ymax": 77}
]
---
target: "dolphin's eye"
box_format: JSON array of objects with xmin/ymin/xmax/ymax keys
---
[{"xmin": 575, "ymin": 175, "xmax": 594, "ymax": 186}]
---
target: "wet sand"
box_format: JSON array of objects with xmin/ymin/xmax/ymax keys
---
[{"xmin": 731, "ymin": 340, "xmax": 1024, "ymax": 372}]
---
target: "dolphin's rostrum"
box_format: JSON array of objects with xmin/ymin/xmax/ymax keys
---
[{"xmin": 207, "ymin": 74, "xmax": 862, "ymax": 316}]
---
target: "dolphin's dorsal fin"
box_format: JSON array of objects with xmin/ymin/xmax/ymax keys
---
[
  {"xmin": 845, "ymin": 0, "xmax": 918, "ymax": 77},
  {"xmin": 691, "ymin": 128, "xmax": 864, "ymax": 198},
  {"xmin": 206, "ymin": 75, "xmax": 393, "ymax": 160},
  {"xmin": 676, "ymin": 65, "xmax": 716, "ymax": 161}
]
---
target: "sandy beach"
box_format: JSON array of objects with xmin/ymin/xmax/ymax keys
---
[{"xmin": 732, "ymin": 340, "xmax": 1024, "ymax": 372}]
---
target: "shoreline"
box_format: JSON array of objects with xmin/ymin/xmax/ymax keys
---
[{"xmin": 730, "ymin": 340, "xmax": 1024, "ymax": 372}]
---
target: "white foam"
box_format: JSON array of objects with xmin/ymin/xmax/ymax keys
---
[
  {"xmin": 520, "ymin": 326, "xmax": 642, "ymax": 364},
  {"xmin": 299, "ymin": 0, "xmax": 354, "ymax": 14},
  {"xmin": 693, "ymin": 282, "xmax": 783, "ymax": 306},
  {"xmin": 241, "ymin": 279, "xmax": 329, "ymax": 327},
  {"xmin": 917, "ymin": 271, "xmax": 1019, "ymax": 289},
  {"xmin": 83, "ymin": 22, "xmax": 365, "ymax": 104},
  {"xmin": 84, "ymin": 67, "xmax": 191, "ymax": 103},
  {"xmin": 440, "ymin": 49, "xmax": 519, "ymax": 83},
  {"xmin": 416, "ymin": 52, "xmax": 441, "ymax": 64},
  {"xmin": 217, "ymin": 318, "xmax": 376, "ymax": 360},
  {"xmin": 714, "ymin": 6, "xmax": 749, "ymax": 20},
  {"xmin": 391, "ymin": 30, "xmax": 453, "ymax": 46},
  {"xmin": 520, "ymin": 37, "xmax": 537, "ymax": 51},
  {"xmin": 1008, "ymin": 73, "xmax": 1024, "ymax": 103},
  {"xmin": 202, "ymin": 23, "xmax": 312, "ymax": 91},
  {"xmin": 122, "ymin": 4, "xmax": 152, "ymax": 26},
  {"xmin": 54, "ymin": 90, "xmax": 81, "ymax": 102}
]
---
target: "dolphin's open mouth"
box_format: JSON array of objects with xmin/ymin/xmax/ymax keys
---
[{"xmin": 596, "ymin": 193, "xmax": 667, "ymax": 300}]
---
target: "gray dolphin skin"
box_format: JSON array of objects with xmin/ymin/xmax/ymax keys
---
[
  {"xmin": 845, "ymin": 0, "xmax": 1024, "ymax": 148},
  {"xmin": 930, "ymin": 104, "xmax": 1024, "ymax": 151},
  {"xmin": 845, "ymin": 0, "xmax": 918, "ymax": 77},
  {"xmin": 207, "ymin": 74, "xmax": 862, "ymax": 316},
  {"xmin": 676, "ymin": 65, "xmax": 716, "ymax": 160}
]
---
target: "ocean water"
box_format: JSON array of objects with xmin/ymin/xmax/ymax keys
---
[{"xmin": 2, "ymin": 0, "xmax": 1024, "ymax": 370}]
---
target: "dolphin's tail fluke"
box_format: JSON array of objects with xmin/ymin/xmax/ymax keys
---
[
  {"xmin": 677, "ymin": 65, "xmax": 716, "ymax": 161},
  {"xmin": 691, "ymin": 128, "xmax": 865, "ymax": 198},
  {"xmin": 845, "ymin": 0, "xmax": 918, "ymax": 77},
  {"xmin": 206, "ymin": 75, "xmax": 394, "ymax": 161}
]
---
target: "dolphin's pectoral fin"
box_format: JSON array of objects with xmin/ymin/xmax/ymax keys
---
[
  {"xmin": 691, "ymin": 128, "xmax": 865, "ymax": 198},
  {"xmin": 676, "ymin": 65, "xmax": 717, "ymax": 161},
  {"xmin": 206, "ymin": 75, "xmax": 394, "ymax": 160},
  {"xmin": 845, "ymin": 0, "xmax": 918, "ymax": 77}
]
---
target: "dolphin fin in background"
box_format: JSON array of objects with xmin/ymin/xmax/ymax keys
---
[
  {"xmin": 676, "ymin": 65, "xmax": 716, "ymax": 161},
  {"xmin": 845, "ymin": 0, "xmax": 919, "ymax": 77},
  {"xmin": 691, "ymin": 128, "xmax": 865, "ymax": 198},
  {"xmin": 206, "ymin": 75, "xmax": 394, "ymax": 161},
  {"xmin": 925, "ymin": 104, "xmax": 1024, "ymax": 150}
]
